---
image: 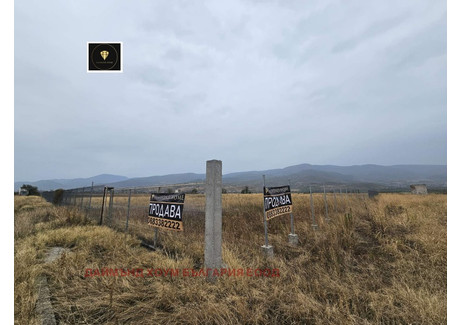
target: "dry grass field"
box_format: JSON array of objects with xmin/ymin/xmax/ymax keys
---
[{"xmin": 14, "ymin": 192, "xmax": 446, "ymax": 324}]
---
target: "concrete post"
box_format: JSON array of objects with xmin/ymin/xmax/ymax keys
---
[{"xmin": 204, "ymin": 160, "xmax": 223, "ymax": 281}]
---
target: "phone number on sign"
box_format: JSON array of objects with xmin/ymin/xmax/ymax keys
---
[
  {"xmin": 266, "ymin": 205, "xmax": 292, "ymax": 220},
  {"xmin": 148, "ymin": 216, "xmax": 183, "ymax": 231}
]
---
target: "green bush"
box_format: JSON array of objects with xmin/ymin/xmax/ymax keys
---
[
  {"xmin": 53, "ymin": 189, "xmax": 65, "ymax": 205},
  {"xmin": 21, "ymin": 184, "xmax": 40, "ymax": 196}
]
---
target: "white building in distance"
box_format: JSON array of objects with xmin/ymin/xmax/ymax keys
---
[{"xmin": 410, "ymin": 184, "xmax": 428, "ymax": 195}]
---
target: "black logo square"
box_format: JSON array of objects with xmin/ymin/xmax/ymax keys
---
[{"xmin": 88, "ymin": 43, "xmax": 122, "ymax": 72}]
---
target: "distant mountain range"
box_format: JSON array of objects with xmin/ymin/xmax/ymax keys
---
[
  {"xmin": 221, "ymin": 164, "xmax": 447, "ymax": 192},
  {"xmin": 14, "ymin": 174, "xmax": 129, "ymax": 192},
  {"xmin": 15, "ymin": 163, "xmax": 447, "ymax": 192}
]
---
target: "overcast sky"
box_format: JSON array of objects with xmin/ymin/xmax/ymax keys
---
[{"xmin": 14, "ymin": 0, "xmax": 446, "ymax": 181}]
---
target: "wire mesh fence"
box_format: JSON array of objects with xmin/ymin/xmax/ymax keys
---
[
  {"xmin": 41, "ymin": 185, "xmax": 207, "ymax": 247},
  {"xmin": 40, "ymin": 184, "xmax": 370, "ymax": 248}
]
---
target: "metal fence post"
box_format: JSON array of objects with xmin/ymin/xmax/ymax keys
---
[
  {"xmin": 79, "ymin": 188, "xmax": 84, "ymax": 210},
  {"xmin": 333, "ymin": 189, "xmax": 338, "ymax": 213},
  {"xmin": 288, "ymin": 179, "xmax": 298, "ymax": 245},
  {"xmin": 99, "ymin": 187, "xmax": 107, "ymax": 226},
  {"xmin": 88, "ymin": 182, "xmax": 94, "ymax": 217},
  {"xmin": 261, "ymin": 175, "xmax": 274, "ymax": 257},
  {"xmin": 125, "ymin": 189, "xmax": 132, "ymax": 233},
  {"xmin": 263, "ymin": 175, "xmax": 269, "ymax": 248},
  {"xmin": 108, "ymin": 188, "xmax": 114, "ymax": 226},
  {"xmin": 310, "ymin": 186, "xmax": 318, "ymax": 230},
  {"xmin": 345, "ymin": 188, "xmax": 349, "ymax": 210},
  {"xmin": 153, "ymin": 228, "xmax": 158, "ymax": 249},
  {"xmin": 323, "ymin": 185, "xmax": 329, "ymax": 222}
]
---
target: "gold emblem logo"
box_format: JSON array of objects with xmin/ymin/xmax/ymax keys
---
[
  {"xmin": 88, "ymin": 42, "xmax": 122, "ymax": 72},
  {"xmin": 100, "ymin": 50, "xmax": 109, "ymax": 60}
]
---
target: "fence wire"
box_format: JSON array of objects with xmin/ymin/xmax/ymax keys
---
[{"xmin": 41, "ymin": 185, "xmax": 370, "ymax": 247}]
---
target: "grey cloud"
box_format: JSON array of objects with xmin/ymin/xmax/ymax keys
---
[
  {"xmin": 331, "ymin": 13, "xmax": 409, "ymax": 53},
  {"xmin": 135, "ymin": 66, "xmax": 177, "ymax": 88},
  {"xmin": 14, "ymin": 0, "xmax": 446, "ymax": 181},
  {"xmin": 388, "ymin": 16, "xmax": 446, "ymax": 70}
]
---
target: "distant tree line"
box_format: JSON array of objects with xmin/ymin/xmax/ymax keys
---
[
  {"xmin": 17, "ymin": 184, "xmax": 40, "ymax": 196},
  {"xmin": 241, "ymin": 186, "xmax": 251, "ymax": 194}
]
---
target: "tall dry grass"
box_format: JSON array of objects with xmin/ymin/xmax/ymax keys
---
[{"xmin": 15, "ymin": 193, "xmax": 446, "ymax": 324}]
